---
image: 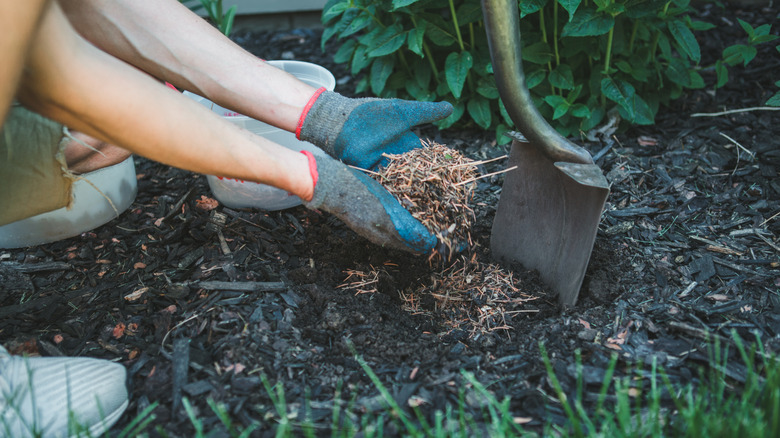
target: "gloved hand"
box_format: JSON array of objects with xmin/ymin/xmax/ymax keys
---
[
  {"xmin": 300, "ymin": 150, "xmax": 436, "ymax": 254},
  {"xmin": 296, "ymin": 89, "xmax": 453, "ymax": 170}
]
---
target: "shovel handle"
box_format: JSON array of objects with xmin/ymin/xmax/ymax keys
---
[{"xmin": 481, "ymin": 0, "xmax": 594, "ymax": 165}]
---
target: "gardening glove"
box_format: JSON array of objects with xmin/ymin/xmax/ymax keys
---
[
  {"xmin": 296, "ymin": 88, "xmax": 453, "ymax": 170},
  {"xmin": 300, "ymin": 150, "xmax": 437, "ymax": 254}
]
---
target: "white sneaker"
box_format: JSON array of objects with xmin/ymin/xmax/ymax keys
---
[{"xmin": 0, "ymin": 345, "xmax": 129, "ymax": 437}]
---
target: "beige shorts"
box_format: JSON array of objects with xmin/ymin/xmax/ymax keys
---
[{"xmin": 0, "ymin": 104, "xmax": 74, "ymax": 226}]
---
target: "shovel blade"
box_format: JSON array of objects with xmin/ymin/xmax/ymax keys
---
[{"xmin": 491, "ymin": 138, "xmax": 609, "ymax": 306}]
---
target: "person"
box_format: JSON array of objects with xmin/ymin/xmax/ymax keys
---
[{"xmin": 1, "ymin": 0, "xmax": 452, "ymax": 435}]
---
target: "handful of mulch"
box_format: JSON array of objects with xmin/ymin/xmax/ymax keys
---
[
  {"xmin": 342, "ymin": 143, "xmax": 539, "ymax": 336},
  {"xmin": 368, "ymin": 141, "xmax": 480, "ymax": 261}
]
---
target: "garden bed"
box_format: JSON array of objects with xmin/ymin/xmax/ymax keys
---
[{"xmin": 0, "ymin": 1, "xmax": 778, "ymax": 435}]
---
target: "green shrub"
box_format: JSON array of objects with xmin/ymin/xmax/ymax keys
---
[{"xmin": 321, "ymin": 0, "xmax": 777, "ymax": 141}]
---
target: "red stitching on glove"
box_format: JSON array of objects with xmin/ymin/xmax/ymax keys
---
[
  {"xmin": 296, "ymin": 87, "xmax": 326, "ymax": 140},
  {"xmin": 301, "ymin": 150, "xmax": 318, "ymax": 194}
]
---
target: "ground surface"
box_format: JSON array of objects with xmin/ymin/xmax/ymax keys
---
[{"xmin": 1, "ymin": 2, "xmax": 778, "ymax": 436}]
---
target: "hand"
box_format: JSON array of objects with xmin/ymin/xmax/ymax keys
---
[
  {"xmin": 296, "ymin": 89, "xmax": 453, "ymax": 170},
  {"xmin": 300, "ymin": 150, "xmax": 436, "ymax": 254}
]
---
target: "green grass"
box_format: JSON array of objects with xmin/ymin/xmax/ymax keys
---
[{"xmin": 25, "ymin": 331, "xmax": 779, "ymax": 437}]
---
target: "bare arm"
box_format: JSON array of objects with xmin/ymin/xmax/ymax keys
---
[
  {"xmin": 58, "ymin": 0, "xmax": 316, "ymax": 132},
  {"xmin": 0, "ymin": 0, "xmax": 49, "ymax": 125},
  {"xmin": 18, "ymin": 1, "xmax": 313, "ymax": 200}
]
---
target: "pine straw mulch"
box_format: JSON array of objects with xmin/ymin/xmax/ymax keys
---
[{"xmin": 340, "ymin": 141, "xmax": 539, "ymax": 338}]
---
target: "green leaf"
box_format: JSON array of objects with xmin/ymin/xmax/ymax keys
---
[
  {"xmin": 333, "ymin": 39, "xmax": 357, "ymax": 64},
  {"xmin": 544, "ymin": 95, "xmax": 570, "ymax": 120},
  {"xmin": 220, "ymin": 5, "xmax": 236, "ymax": 36},
  {"xmin": 668, "ymin": 20, "xmax": 701, "ymax": 62},
  {"xmin": 405, "ymin": 73, "xmax": 435, "ymax": 101},
  {"xmin": 476, "ymin": 78, "xmax": 499, "ymax": 99},
  {"xmin": 626, "ymin": 93, "xmax": 655, "ymax": 124},
  {"xmin": 566, "ymin": 84, "xmax": 583, "ymax": 103},
  {"xmin": 407, "ymin": 25, "xmax": 426, "ymax": 57},
  {"xmin": 521, "ymin": 41, "xmax": 553, "ymax": 64},
  {"xmin": 562, "ymin": 7, "xmax": 614, "ymax": 37},
  {"xmin": 350, "ymin": 44, "xmax": 371, "ymax": 75},
  {"xmin": 615, "ymin": 60, "xmax": 632, "ymax": 74},
  {"xmin": 525, "ymin": 69, "xmax": 546, "ymax": 89},
  {"xmin": 455, "ymin": 2, "xmax": 485, "ymax": 25},
  {"xmin": 766, "ymin": 91, "xmax": 780, "ymax": 107},
  {"xmin": 496, "ymin": 124, "xmax": 513, "ymax": 145},
  {"xmin": 752, "ymin": 33, "xmax": 779, "ymax": 44},
  {"xmin": 421, "ymin": 14, "xmax": 457, "ymax": 46},
  {"xmin": 559, "ymin": 0, "xmax": 582, "ymax": 21},
  {"xmin": 570, "ymin": 103, "xmax": 591, "ymax": 118},
  {"xmin": 715, "ymin": 60, "xmax": 728, "ymax": 88},
  {"xmin": 413, "ymin": 60, "xmax": 432, "ymax": 90},
  {"xmin": 437, "ymin": 102, "xmax": 465, "ymax": 129},
  {"xmin": 355, "ymin": 76, "xmax": 369, "ymax": 94},
  {"xmin": 392, "ymin": 0, "xmax": 421, "ymax": 10},
  {"xmin": 600, "ymin": 2, "xmax": 625, "ymax": 16},
  {"xmin": 367, "ymin": 25, "xmax": 406, "ymax": 57},
  {"xmin": 625, "ymin": 0, "xmax": 665, "ymax": 18},
  {"xmin": 601, "ymin": 77, "xmax": 636, "ymax": 119},
  {"xmin": 370, "ymin": 56, "xmax": 395, "ymax": 95},
  {"xmin": 498, "ymin": 99, "xmax": 513, "ymax": 127},
  {"xmin": 322, "ymin": 1, "xmax": 350, "ymax": 23},
  {"xmin": 723, "ymin": 44, "xmax": 757, "ymax": 66},
  {"xmin": 688, "ymin": 70, "xmax": 705, "ymax": 89},
  {"xmin": 519, "ymin": 0, "xmax": 548, "ymax": 18},
  {"xmin": 340, "ymin": 12, "xmax": 373, "ymax": 38},
  {"xmin": 445, "ymin": 51, "xmax": 474, "ymax": 99},
  {"xmin": 657, "ymin": 32, "xmax": 672, "ymax": 60},
  {"xmin": 689, "ymin": 20, "xmax": 716, "ymax": 31},
  {"xmin": 753, "ymin": 23, "xmax": 773, "ymax": 37},
  {"xmin": 737, "ymin": 18, "xmax": 755, "ymax": 39},
  {"xmin": 322, "ymin": 7, "xmax": 360, "ymax": 49},
  {"xmin": 549, "ymin": 64, "xmax": 575, "ymax": 90},
  {"xmin": 581, "ymin": 106, "xmax": 605, "ymax": 132},
  {"xmin": 468, "ymin": 96, "xmax": 492, "ymax": 129},
  {"xmin": 664, "ymin": 57, "xmax": 691, "ymax": 86}
]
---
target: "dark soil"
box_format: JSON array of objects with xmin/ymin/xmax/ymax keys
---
[{"xmin": 1, "ymin": 2, "xmax": 778, "ymax": 436}]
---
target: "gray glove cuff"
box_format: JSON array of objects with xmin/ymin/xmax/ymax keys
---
[{"xmin": 298, "ymin": 91, "xmax": 369, "ymax": 157}]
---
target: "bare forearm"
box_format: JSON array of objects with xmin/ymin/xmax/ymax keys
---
[
  {"xmin": 19, "ymin": 2, "xmax": 313, "ymax": 200},
  {"xmin": 0, "ymin": 0, "xmax": 50, "ymax": 124},
  {"xmin": 58, "ymin": 0, "xmax": 315, "ymax": 131}
]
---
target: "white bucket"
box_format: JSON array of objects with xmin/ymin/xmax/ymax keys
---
[
  {"xmin": 186, "ymin": 60, "xmax": 336, "ymax": 211},
  {"xmin": 0, "ymin": 156, "xmax": 138, "ymax": 248}
]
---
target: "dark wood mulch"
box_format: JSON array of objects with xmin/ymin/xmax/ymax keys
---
[{"xmin": 1, "ymin": 2, "xmax": 778, "ymax": 435}]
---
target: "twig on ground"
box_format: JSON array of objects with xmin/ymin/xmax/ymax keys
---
[{"xmin": 691, "ymin": 106, "xmax": 780, "ymax": 117}]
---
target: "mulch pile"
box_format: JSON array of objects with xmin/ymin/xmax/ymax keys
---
[{"xmin": 1, "ymin": 1, "xmax": 778, "ymax": 435}]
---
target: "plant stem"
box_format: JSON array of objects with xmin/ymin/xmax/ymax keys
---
[
  {"xmin": 554, "ymin": 0, "xmax": 560, "ymax": 66},
  {"xmin": 448, "ymin": 0, "xmax": 465, "ymax": 51},
  {"xmin": 650, "ymin": 31, "xmax": 660, "ymax": 63},
  {"xmin": 603, "ymin": 26, "xmax": 614, "ymax": 74},
  {"xmin": 629, "ymin": 21, "xmax": 638, "ymax": 52},
  {"xmin": 422, "ymin": 43, "xmax": 440, "ymax": 79},
  {"xmin": 539, "ymin": 7, "xmax": 555, "ymax": 94}
]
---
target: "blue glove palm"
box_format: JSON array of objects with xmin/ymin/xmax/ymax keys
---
[
  {"xmin": 297, "ymin": 90, "xmax": 453, "ymax": 170},
  {"xmin": 301, "ymin": 150, "xmax": 436, "ymax": 254}
]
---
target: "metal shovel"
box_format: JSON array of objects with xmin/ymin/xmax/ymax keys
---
[{"xmin": 481, "ymin": 0, "xmax": 610, "ymax": 306}]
